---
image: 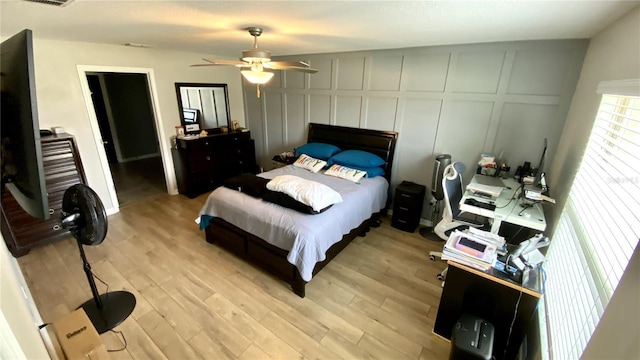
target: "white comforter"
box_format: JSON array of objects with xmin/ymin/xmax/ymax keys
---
[{"xmin": 199, "ymin": 166, "xmax": 388, "ymax": 281}]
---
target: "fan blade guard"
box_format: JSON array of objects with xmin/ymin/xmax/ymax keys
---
[{"xmin": 61, "ymin": 184, "xmax": 107, "ymax": 246}]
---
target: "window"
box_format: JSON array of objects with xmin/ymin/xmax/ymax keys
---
[{"xmin": 542, "ymin": 79, "xmax": 640, "ymax": 359}]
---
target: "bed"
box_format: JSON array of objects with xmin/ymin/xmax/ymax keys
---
[{"xmin": 199, "ymin": 123, "xmax": 398, "ymax": 297}]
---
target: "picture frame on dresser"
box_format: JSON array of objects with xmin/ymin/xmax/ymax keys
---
[{"xmin": 182, "ymin": 108, "xmax": 201, "ymax": 134}]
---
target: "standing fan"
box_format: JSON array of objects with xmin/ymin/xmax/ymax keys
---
[{"xmin": 61, "ymin": 184, "xmax": 136, "ymax": 334}]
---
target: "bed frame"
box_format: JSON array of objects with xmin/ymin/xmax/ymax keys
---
[{"xmin": 204, "ymin": 123, "xmax": 398, "ymax": 297}]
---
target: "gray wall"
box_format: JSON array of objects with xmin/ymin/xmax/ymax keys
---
[
  {"xmin": 244, "ymin": 40, "xmax": 588, "ymax": 220},
  {"xmin": 555, "ymin": 6, "xmax": 640, "ymax": 360},
  {"xmin": 104, "ymin": 73, "xmax": 160, "ymax": 161}
]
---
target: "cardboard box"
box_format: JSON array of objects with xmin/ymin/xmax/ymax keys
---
[{"xmin": 52, "ymin": 309, "xmax": 109, "ymax": 360}]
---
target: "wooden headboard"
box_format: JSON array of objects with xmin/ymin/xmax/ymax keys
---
[{"xmin": 307, "ymin": 123, "xmax": 398, "ymax": 183}]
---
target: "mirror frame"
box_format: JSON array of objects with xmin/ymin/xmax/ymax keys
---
[{"xmin": 175, "ymin": 82, "xmax": 231, "ymax": 133}]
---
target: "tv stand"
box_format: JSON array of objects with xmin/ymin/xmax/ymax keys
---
[{"xmin": 1, "ymin": 133, "xmax": 86, "ymax": 257}]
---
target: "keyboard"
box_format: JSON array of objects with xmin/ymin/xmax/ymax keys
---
[{"xmin": 464, "ymin": 198, "xmax": 496, "ymax": 211}]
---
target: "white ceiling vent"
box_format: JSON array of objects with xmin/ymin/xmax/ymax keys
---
[{"xmin": 22, "ymin": 0, "xmax": 75, "ymax": 7}]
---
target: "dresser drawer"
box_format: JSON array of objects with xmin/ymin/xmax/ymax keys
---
[
  {"xmin": 172, "ymin": 132, "xmax": 257, "ymax": 198},
  {"xmin": 394, "ymin": 193, "xmax": 423, "ymax": 212},
  {"xmin": 188, "ymin": 152, "xmax": 224, "ymax": 174}
]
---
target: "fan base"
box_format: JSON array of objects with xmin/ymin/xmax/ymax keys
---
[{"xmin": 79, "ymin": 290, "xmax": 136, "ymax": 334}]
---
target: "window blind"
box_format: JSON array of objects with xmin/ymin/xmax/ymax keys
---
[{"xmin": 543, "ymin": 82, "xmax": 640, "ymax": 359}]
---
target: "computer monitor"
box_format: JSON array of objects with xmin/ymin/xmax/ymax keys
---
[{"xmin": 183, "ymin": 108, "xmax": 199, "ymax": 124}]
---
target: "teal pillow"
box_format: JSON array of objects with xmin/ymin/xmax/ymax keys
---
[
  {"xmin": 362, "ymin": 166, "xmax": 385, "ymax": 178},
  {"xmin": 294, "ymin": 142, "xmax": 341, "ymax": 160},
  {"xmin": 328, "ymin": 150, "xmax": 386, "ymax": 168}
]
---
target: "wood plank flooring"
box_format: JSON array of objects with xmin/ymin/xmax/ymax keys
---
[
  {"xmin": 17, "ymin": 192, "xmax": 452, "ymax": 359},
  {"xmin": 109, "ymin": 156, "xmax": 167, "ymax": 208}
]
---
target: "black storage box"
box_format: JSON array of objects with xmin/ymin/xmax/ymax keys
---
[
  {"xmin": 449, "ymin": 314, "xmax": 495, "ymax": 360},
  {"xmin": 391, "ymin": 181, "xmax": 426, "ymax": 232}
]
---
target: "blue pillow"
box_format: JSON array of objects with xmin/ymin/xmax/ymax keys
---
[
  {"xmin": 328, "ymin": 150, "xmax": 386, "ymax": 168},
  {"xmin": 362, "ymin": 166, "xmax": 385, "ymax": 178},
  {"xmin": 294, "ymin": 142, "xmax": 341, "ymax": 160}
]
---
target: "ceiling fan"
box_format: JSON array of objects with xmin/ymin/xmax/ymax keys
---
[{"xmin": 192, "ymin": 26, "xmax": 318, "ymax": 97}]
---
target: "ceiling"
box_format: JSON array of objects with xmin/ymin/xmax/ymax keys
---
[{"xmin": 1, "ymin": 1, "xmax": 638, "ymax": 58}]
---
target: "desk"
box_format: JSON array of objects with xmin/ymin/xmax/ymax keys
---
[
  {"xmin": 460, "ymin": 176, "xmax": 546, "ymax": 233},
  {"xmin": 434, "ymin": 261, "xmax": 542, "ymax": 360}
]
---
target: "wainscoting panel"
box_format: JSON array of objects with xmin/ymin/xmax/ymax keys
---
[
  {"xmin": 507, "ymin": 48, "xmax": 576, "ymax": 96},
  {"xmin": 335, "ymin": 96, "xmax": 362, "ymax": 128},
  {"xmin": 435, "ymin": 100, "xmax": 496, "ymax": 180},
  {"xmin": 243, "ymin": 88, "xmax": 266, "ymax": 169},
  {"xmin": 493, "ymin": 103, "xmax": 561, "ymax": 174},
  {"xmin": 285, "ymin": 93, "xmax": 307, "ymax": 149},
  {"xmin": 364, "ymin": 97, "xmax": 399, "ymax": 131},
  {"xmin": 285, "ymin": 70, "xmax": 305, "ymax": 90},
  {"xmin": 369, "ymin": 55, "xmax": 404, "ymax": 91},
  {"xmin": 244, "ymin": 39, "xmax": 588, "ymax": 219},
  {"xmin": 451, "ymin": 50, "xmax": 506, "ymax": 94},
  {"xmin": 265, "ymin": 93, "xmax": 285, "ymax": 156},
  {"xmin": 394, "ymin": 98, "xmax": 443, "ymax": 187},
  {"xmin": 402, "ymin": 52, "xmax": 451, "ymax": 92},
  {"xmin": 309, "ymin": 58, "xmax": 333, "ymax": 90},
  {"xmin": 336, "ymin": 57, "xmax": 365, "ymax": 90},
  {"xmin": 309, "ymin": 94, "xmax": 331, "ymax": 125}
]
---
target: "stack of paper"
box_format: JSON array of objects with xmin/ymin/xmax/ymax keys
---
[{"xmin": 441, "ymin": 228, "xmax": 506, "ymax": 271}]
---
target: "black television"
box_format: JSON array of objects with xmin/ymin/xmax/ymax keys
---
[{"xmin": 1, "ymin": 29, "xmax": 49, "ymax": 220}]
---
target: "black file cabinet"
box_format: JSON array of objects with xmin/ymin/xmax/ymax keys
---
[{"xmin": 392, "ymin": 181, "xmax": 426, "ymax": 233}]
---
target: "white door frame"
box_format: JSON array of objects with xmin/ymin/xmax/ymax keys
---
[{"xmin": 77, "ymin": 65, "xmax": 176, "ymax": 215}]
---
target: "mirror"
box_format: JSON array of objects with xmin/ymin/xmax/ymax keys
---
[{"xmin": 175, "ymin": 83, "xmax": 230, "ymax": 134}]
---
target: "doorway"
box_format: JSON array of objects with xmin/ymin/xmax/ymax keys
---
[{"xmin": 85, "ymin": 71, "xmax": 168, "ymax": 208}]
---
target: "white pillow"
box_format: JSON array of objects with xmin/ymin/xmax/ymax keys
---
[
  {"xmin": 266, "ymin": 175, "xmax": 343, "ymax": 212},
  {"xmin": 293, "ymin": 154, "xmax": 327, "ymax": 173},
  {"xmin": 324, "ymin": 164, "xmax": 367, "ymax": 183}
]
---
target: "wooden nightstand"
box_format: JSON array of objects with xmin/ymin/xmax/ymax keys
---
[{"xmin": 392, "ymin": 181, "xmax": 426, "ymax": 233}]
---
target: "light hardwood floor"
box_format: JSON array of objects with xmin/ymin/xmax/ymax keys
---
[
  {"xmin": 17, "ymin": 191, "xmax": 452, "ymax": 359},
  {"xmin": 109, "ymin": 156, "xmax": 167, "ymax": 208}
]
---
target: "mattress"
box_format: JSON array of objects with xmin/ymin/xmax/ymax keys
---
[{"xmin": 199, "ymin": 165, "xmax": 388, "ymax": 281}]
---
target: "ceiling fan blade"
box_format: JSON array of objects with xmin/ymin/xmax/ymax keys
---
[
  {"xmin": 190, "ymin": 64, "xmax": 252, "ymax": 69},
  {"xmin": 281, "ymin": 66, "xmax": 319, "ymax": 74},
  {"xmin": 263, "ymin": 61, "xmax": 318, "ymax": 74},
  {"xmin": 267, "ymin": 61, "xmax": 311, "ymax": 68},
  {"xmin": 202, "ymin": 58, "xmax": 249, "ymax": 66},
  {"xmin": 191, "ymin": 63, "xmax": 251, "ymax": 68}
]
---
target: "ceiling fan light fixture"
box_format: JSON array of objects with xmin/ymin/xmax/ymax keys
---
[
  {"xmin": 242, "ymin": 49, "xmax": 271, "ymax": 63},
  {"xmin": 241, "ymin": 70, "xmax": 274, "ymax": 84},
  {"xmin": 191, "ymin": 26, "xmax": 318, "ymax": 97}
]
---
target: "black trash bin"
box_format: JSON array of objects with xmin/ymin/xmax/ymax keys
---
[{"xmin": 449, "ymin": 314, "xmax": 495, "ymax": 360}]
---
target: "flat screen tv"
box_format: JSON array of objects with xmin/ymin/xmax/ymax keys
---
[{"xmin": 1, "ymin": 29, "xmax": 49, "ymax": 220}]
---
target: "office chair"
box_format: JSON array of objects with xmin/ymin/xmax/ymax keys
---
[{"xmin": 430, "ymin": 161, "xmax": 489, "ymax": 281}]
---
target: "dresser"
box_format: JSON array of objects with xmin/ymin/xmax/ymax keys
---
[
  {"xmin": 172, "ymin": 131, "xmax": 257, "ymax": 198},
  {"xmin": 391, "ymin": 181, "xmax": 426, "ymax": 233},
  {"xmin": 1, "ymin": 133, "xmax": 87, "ymax": 257}
]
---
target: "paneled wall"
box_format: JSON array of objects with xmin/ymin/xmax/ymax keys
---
[{"xmin": 243, "ymin": 40, "xmax": 588, "ymax": 219}]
